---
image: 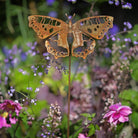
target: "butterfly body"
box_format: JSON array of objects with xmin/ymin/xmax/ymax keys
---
[{"xmin": 28, "ymin": 15, "xmax": 113, "ymax": 59}]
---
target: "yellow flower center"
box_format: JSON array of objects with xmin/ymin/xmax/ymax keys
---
[{"xmin": 1, "ymin": 112, "xmax": 8, "ymax": 118}]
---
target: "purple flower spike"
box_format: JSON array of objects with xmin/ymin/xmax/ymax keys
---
[{"xmin": 103, "ymin": 103, "xmax": 132, "ymax": 125}]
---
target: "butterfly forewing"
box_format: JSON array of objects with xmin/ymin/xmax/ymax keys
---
[
  {"xmin": 75, "ymin": 16, "xmax": 113, "ymax": 39},
  {"xmin": 28, "ymin": 15, "xmax": 70, "ymax": 58},
  {"xmin": 28, "ymin": 15, "xmax": 68, "ymax": 39}
]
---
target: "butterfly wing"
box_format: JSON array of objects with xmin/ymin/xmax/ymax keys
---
[
  {"xmin": 72, "ymin": 16, "xmax": 113, "ymax": 59},
  {"xmin": 76, "ymin": 16, "xmax": 113, "ymax": 39},
  {"xmin": 28, "ymin": 15, "xmax": 69, "ymax": 58}
]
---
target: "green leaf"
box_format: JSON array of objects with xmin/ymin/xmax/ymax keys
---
[
  {"xmin": 91, "ymin": 113, "xmax": 96, "ymax": 118},
  {"xmin": 131, "ymin": 69, "xmax": 138, "ymax": 81},
  {"xmin": 88, "ymin": 124, "xmax": 94, "ymax": 129},
  {"xmin": 116, "ymin": 123, "xmax": 124, "ymax": 135},
  {"xmin": 80, "ymin": 113, "xmax": 91, "ymax": 117},
  {"xmin": 88, "ymin": 124, "xmax": 95, "ymax": 136},
  {"xmin": 130, "ymin": 60, "xmax": 138, "ymax": 71},
  {"xmin": 10, "ymin": 66, "xmax": 42, "ymax": 98},
  {"xmin": 119, "ymin": 89, "xmax": 138, "ymax": 108},
  {"xmin": 88, "ymin": 117, "xmax": 92, "ymax": 121},
  {"xmin": 25, "ymin": 122, "xmax": 41, "ymax": 138},
  {"xmin": 125, "ymin": 24, "xmax": 138, "ymax": 42},
  {"xmin": 131, "ymin": 112, "xmax": 138, "ymax": 129},
  {"xmin": 130, "ymin": 60, "xmax": 138, "ymax": 81},
  {"xmin": 95, "ymin": 124, "xmax": 100, "ymax": 130},
  {"xmin": 27, "ymin": 100, "xmax": 47, "ymax": 117},
  {"xmin": 72, "ymin": 127, "xmax": 83, "ymax": 138}
]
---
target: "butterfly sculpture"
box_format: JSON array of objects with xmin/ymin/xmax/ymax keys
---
[{"xmin": 28, "ymin": 15, "xmax": 113, "ymax": 59}]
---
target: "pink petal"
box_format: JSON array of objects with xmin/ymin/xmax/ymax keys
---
[
  {"xmin": 112, "ymin": 113, "xmax": 120, "ymax": 120},
  {"xmin": 118, "ymin": 106, "xmax": 132, "ymax": 116},
  {"xmin": 109, "ymin": 103, "xmax": 121, "ymax": 111},
  {"xmin": 108, "ymin": 116, "xmax": 114, "ymax": 123},
  {"xmin": 103, "ymin": 111, "xmax": 116, "ymax": 118},
  {"xmin": 78, "ymin": 133, "xmax": 89, "ymax": 138},
  {"xmin": 113, "ymin": 120, "xmax": 118, "ymax": 125},
  {"xmin": 118, "ymin": 116, "xmax": 129, "ymax": 123},
  {"xmin": 9, "ymin": 117, "xmax": 17, "ymax": 124},
  {"xmin": 0, "ymin": 116, "xmax": 11, "ymax": 128}
]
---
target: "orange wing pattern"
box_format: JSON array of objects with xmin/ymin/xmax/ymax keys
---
[
  {"xmin": 28, "ymin": 15, "xmax": 69, "ymax": 59},
  {"xmin": 71, "ymin": 16, "xmax": 113, "ymax": 59},
  {"xmin": 28, "ymin": 15, "xmax": 113, "ymax": 59}
]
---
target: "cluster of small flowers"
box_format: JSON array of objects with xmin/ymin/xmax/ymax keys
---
[
  {"xmin": 40, "ymin": 103, "xmax": 62, "ymax": 138},
  {"xmin": 123, "ymin": 21, "xmax": 132, "ymax": 31},
  {"xmin": 51, "ymin": 60, "xmax": 67, "ymax": 75},
  {"xmin": 110, "ymin": 22, "xmax": 132, "ymax": 43},
  {"xmin": 92, "ymin": 67, "xmax": 118, "ymax": 102},
  {"xmin": 31, "ymin": 64, "xmax": 50, "ymax": 76},
  {"xmin": 70, "ymin": 81, "xmax": 93, "ymax": 120},
  {"xmin": 0, "ymin": 42, "xmax": 39, "ymax": 87},
  {"xmin": 108, "ymin": 0, "xmax": 132, "ymax": 9},
  {"xmin": 30, "ymin": 98, "xmax": 37, "ymax": 105},
  {"xmin": 0, "ymin": 100, "xmax": 22, "ymax": 128},
  {"xmin": 26, "ymin": 42, "xmax": 39, "ymax": 57},
  {"xmin": 7, "ymin": 86, "xmax": 15, "ymax": 97},
  {"xmin": 111, "ymin": 43, "xmax": 138, "ymax": 91}
]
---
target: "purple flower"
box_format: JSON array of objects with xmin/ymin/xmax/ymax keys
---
[
  {"xmin": 124, "ymin": 21, "xmax": 132, "ymax": 29},
  {"xmin": 68, "ymin": 0, "xmax": 77, "ymax": 2},
  {"xmin": 2, "ymin": 47, "xmax": 10, "ymax": 57},
  {"xmin": 122, "ymin": 2, "xmax": 132, "ymax": 9},
  {"xmin": 78, "ymin": 133, "xmax": 89, "ymax": 138},
  {"xmin": 20, "ymin": 52, "xmax": 27, "ymax": 61},
  {"xmin": 103, "ymin": 103, "xmax": 132, "ymax": 125},
  {"xmin": 134, "ymin": 41, "xmax": 138, "ymax": 45},
  {"xmin": 109, "ymin": 24, "xmax": 119, "ymax": 35},
  {"xmin": 115, "ymin": 0, "xmax": 119, "ymax": 6},
  {"xmin": 108, "ymin": 0, "xmax": 114, "ymax": 5},
  {"xmin": 0, "ymin": 100, "xmax": 22, "ymax": 116},
  {"xmin": 48, "ymin": 11, "xmax": 57, "ymax": 18},
  {"xmin": 46, "ymin": 0, "xmax": 55, "ymax": 6}
]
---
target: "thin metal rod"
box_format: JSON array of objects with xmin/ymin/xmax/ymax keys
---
[{"xmin": 67, "ymin": 55, "xmax": 71, "ymax": 138}]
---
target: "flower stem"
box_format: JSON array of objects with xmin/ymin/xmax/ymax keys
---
[{"xmin": 67, "ymin": 54, "xmax": 71, "ymax": 138}]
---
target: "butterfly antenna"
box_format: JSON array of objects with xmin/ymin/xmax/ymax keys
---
[
  {"xmin": 72, "ymin": 13, "xmax": 75, "ymax": 19},
  {"xmin": 65, "ymin": 13, "xmax": 76, "ymax": 21}
]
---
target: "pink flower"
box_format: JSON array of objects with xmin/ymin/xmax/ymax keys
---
[
  {"xmin": 78, "ymin": 133, "xmax": 90, "ymax": 138},
  {"xmin": 0, "ymin": 112, "xmax": 11, "ymax": 128},
  {"xmin": 0, "ymin": 112, "xmax": 17, "ymax": 128},
  {"xmin": 103, "ymin": 103, "xmax": 132, "ymax": 125},
  {"xmin": 0, "ymin": 100, "xmax": 22, "ymax": 116}
]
